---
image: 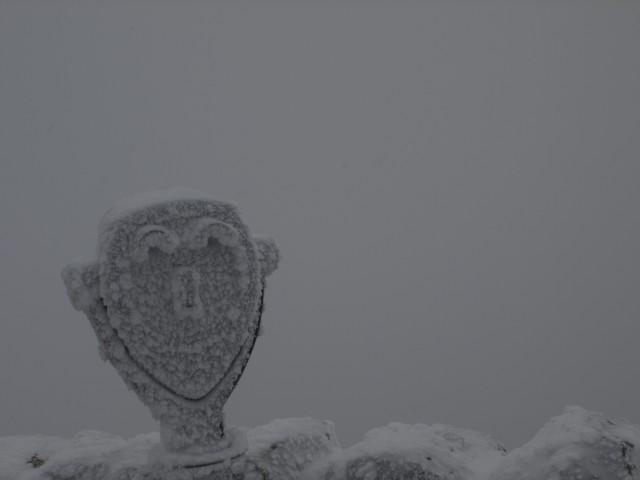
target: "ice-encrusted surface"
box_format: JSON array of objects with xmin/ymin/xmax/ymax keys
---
[
  {"xmin": 98, "ymin": 201, "xmax": 257, "ymax": 400},
  {"xmin": 488, "ymin": 406, "xmax": 640, "ymax": 480},
  {"xmin": 61, "ymin": 190, "xmax": 280, "ymax": 455},
  {"xmin": 97, "ymin": 188, "xmax": 236, "ymax": 235}
]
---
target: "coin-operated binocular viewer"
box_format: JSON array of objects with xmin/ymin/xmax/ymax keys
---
[{"xmin": 62, "ymin": 189, "xmax": 279, "ymax": 474}]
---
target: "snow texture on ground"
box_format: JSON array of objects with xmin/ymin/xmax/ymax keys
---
[
  {"xmin": 2, "ymin": 408, "xmax": 639, "ymax": 480},
  {"xmin": 303, "ymin": 422, "xmax": 506, "ymax": 480},
  {"xmin": 488, "ymin": 406, "xmax": 640, "ymax": 480},
  {"xmin": 245, "ymin": 418, "xmax": 341, "ymax": 479}
]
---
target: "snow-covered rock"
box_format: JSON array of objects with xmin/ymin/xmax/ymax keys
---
[
  {"xmin": 3, "ymin": 408, "xmax": 640, "ymax": 480},
  {"xmin": 0, "ymin": 434, "xmax": 68, "ymax": 480},
  {"xmin": 0, "ymin": 419, "xmax": 338, "ymax": 480},
  {"xmin": 488, "ymin": 406, "xmax": 640, "ymax": 480},
  {"xmin": 244, "ymin": 418, "xmax": 340, "ymax": 479},
  {"xmin": 0, "ymin": 430, "xmax": 157, "ymax": 480},
  {"xmin": 303, "ymin": 422, "xmax": 506, "ymax": 480}
]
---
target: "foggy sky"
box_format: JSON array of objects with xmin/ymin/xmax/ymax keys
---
[{"xmin": 1, "ymin": 2, "xmax": 640, "ymax": 449}]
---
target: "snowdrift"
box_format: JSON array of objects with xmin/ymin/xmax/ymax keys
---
[{"xmin": 2, "ymin": 407, "xmax": 640, "ymax": 480}]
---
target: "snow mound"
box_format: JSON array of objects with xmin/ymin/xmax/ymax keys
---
[
  {"xmin": 245, "ymin": 418, "xmax": 340, "ymax": 479},
  {"xmin": 98, "ymin": 188, "xmax": 236, "ymax": 235},
  {"xmin": 3, "ymin": 408, "xmax": 639, "ymax": 480},
  {"xmin": 303, "ymin": 422, "xmax": 506, "ymax": 480},
  {"xmin": 0, "ymin": 431, "xmax": 158, "ymax": 480},
  {"xmin": 488, "ymin": 406, "xmax": 640, "ymax": 480},
  {"xmin": 0, "ymin": 434, "xmax": 68, "ymax": 480},
  {"xmin": 0, "ymin": 420, "xmax": 338, "ymax": 480}
]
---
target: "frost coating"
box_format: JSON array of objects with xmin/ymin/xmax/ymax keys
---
[
  {"xmin": 61, "ymin": 189, "xmax": 279, "ymax": 464},
  {"xmin": 254, "ymin": 236, "xmax": 279, "ymax": 279}
]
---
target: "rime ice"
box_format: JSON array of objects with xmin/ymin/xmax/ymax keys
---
[
  {"xmin": 2, "ymin": 410, "xmax": 640, "ymax": 479},
  {"xmin": 61, "ymin": 189, "xmax": 279, "ymax": 467}
]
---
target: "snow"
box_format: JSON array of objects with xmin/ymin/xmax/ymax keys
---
[
  {"xmin": 0, "ymin": 419, "xmax": 337, "ymax": 480},
  {"xmin": 245, "ymin": 418, "xmax": 340, "ymax": 479},
  {"xmin": 148, "ymin": 426, "xmax": 248, "ymax": 470},
  {"xmin": 2, "ymin": 408, "xmax": 640, "ymax": 479},
  {"xmin": 304, "ymin": 422, "xmax": 506, "ymax": 480},
  {"xmin": 254, "ymin": 236, "xmax": 280, "ymax": 278},
  {"xmin": 62, "ymin": 189, "xmax": 280, "ymax": 456},
  {"xmin": 98, "ymin": 188, "xmax": 238, "ymax": 236},
  {"xmin": 53, "ymin": 191, "xmax": 640, "ymax": 479},
  {"xmin": 131, "ymin": 225, "xmax": 180, "ymax": 262},
  {"xmin": 489, "ymin": 406, "xmax": 640, "ymax": 480}
]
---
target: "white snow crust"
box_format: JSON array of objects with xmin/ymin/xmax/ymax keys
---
[
  {"xmin": 489, "ymin": 406, "xmax": 640, "ymax": 480},
  {"xmin": 304, "ymin": 422, "xmax": 506, "ymax": 480},
  {"xmin": 0, "ymin": 419, "xmax": 336, "ymax": 480},
  {"xmin": 2, "ymin": 408, "xmax": 640, "ymax": 480},
  {"xmin": 98, "ymin": 188, "xmax": 238, "ymax": 235},
  {"xmin": 245, "ymin": 418, "xmax": 341, "ymax": 479},
  {"xmin": 0, "ymin": 431, "xmax": 157, "ymax": 480}
]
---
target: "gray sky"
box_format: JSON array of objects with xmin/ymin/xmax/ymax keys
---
[{"xmin": 1, "ymin": 2, "xmax": 639, "ymax": 449}]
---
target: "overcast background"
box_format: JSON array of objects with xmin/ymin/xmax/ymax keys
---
[{"xmin": 1, "ymin": 2, "xmax": 639, "ymax": 449}]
